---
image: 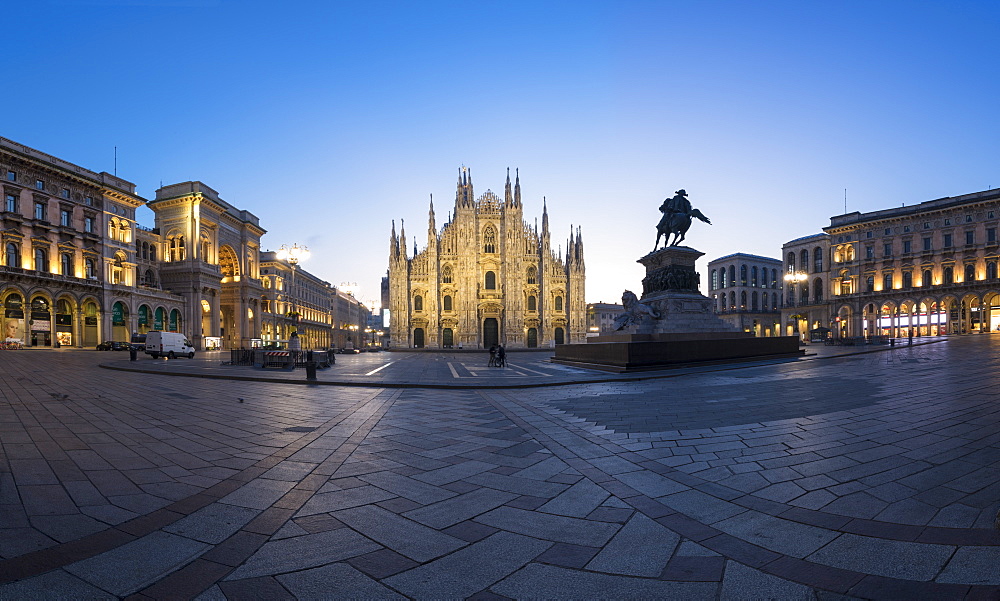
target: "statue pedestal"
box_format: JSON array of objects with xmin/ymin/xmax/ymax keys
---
[
  {"xmin": 631, "ymin": 246, "xmax": 738, "ymax": 334},
  {"xmin": 552, "ymin": 245, "xmax": 801, "ymax": 372}
]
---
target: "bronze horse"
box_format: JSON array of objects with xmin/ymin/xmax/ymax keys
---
[{"xmin": 655, "ymin": 207, "xmax": 711, "ymax": 249}]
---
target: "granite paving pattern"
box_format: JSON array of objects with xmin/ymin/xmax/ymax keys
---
[{"xmin": 0, "ymin": 337, "xmax": 998, "ymax": 599}]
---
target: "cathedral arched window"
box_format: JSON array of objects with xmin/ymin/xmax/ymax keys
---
[
  {"xmin": 554, "ymin": 296, "xmax": 563, "ymax": 311},
  {"xmin": 414, "ymin": 295, "xmax": 423, "ymax": 311},
  {"xmin": 485, "ymin": 271, "xmax": 496, "ymax": 290},
  {"xmin": 527, "ymin": 295, "xmax": 536, "ymax": 311},
  {"xmin": 442, "ymin": 266, "xmax": 453, "ymax": 284},
  {"xmin": 526, "ymin": 266, "xmax": 537, "ymax": 285},
  {"xmin": 443, "ymin": 295, "xmax": 452, "ymax": 311},
  {"xmin": 483, "ymin": 226, "xmax": 497, "ymax": 254}
]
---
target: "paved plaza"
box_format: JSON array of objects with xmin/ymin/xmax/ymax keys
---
[{"xmin": 0, "ymin": 337, "xmax": 998, "ymax": 599}]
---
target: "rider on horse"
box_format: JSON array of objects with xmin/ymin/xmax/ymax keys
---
[{"xmin": 655, "ymin": 189, "xmax": 711, "ymax": 249}]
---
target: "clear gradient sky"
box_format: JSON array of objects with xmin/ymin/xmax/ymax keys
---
[{"xmin": 6, "ymin": 1, "xmax": 1000, "ymax": 307}]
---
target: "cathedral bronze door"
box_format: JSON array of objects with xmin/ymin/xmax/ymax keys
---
[
  {"xmin": 483, "ymin": 318, "xmax": 498, "ymax": 348},
  {"xmin": 442, "ymin": 328, "xmax": 453, "ymax": 348},
  {"xmin": 527, "ymin": 328, "xmax": 538, "ymax": 348},
  {"xmin": 554, "ymin": 327, "xmax": 565, "ymax": 345},
  {"xmin": 413, "ymin": 328, "xmax": 425, "ymax": 348}
]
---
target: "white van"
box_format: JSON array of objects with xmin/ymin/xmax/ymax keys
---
[{"xmin": 145, "ymin": 331, "xmax": 196, "ymax": 359}]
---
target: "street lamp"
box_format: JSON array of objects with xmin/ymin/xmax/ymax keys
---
[
  {"xmin": 276, "ymin": 243, "xmax": 310, "ymax": 337},
  {"xmin": 783, "ymin": 271, "xmax": 809, "ymax": 339}
]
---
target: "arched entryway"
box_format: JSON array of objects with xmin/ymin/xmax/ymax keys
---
[
  {"xmin": 137, "ymin": 305, "xmax": 151, "ymax": 335},
  {"xmin": 3, "ymin": 292, "xmax": 25, "ymax": 343},
  {"xmin": 111, "ymin": 301, "xmax": 129, "ymax": 341},
  {"xmin": 55, "ymin": 298, "xmax": 74, "ymax": 346},
  {"xmin": 483, "ymin": 318, "xmax": 498, "ymax": 349},
  {"xmin": 83, "ymin": 301, "xmax": 99, "ymax": 346},
  {"xmin": 30, "ymin": 295, "xmax": 53, "ymax": 346},
  {"xmin": 413, "ymin": 328, "xmax": 425, "ymax": 348},
  {"xmin": 169, "ymin": 309, "xmax": 181, "ymax": 333},
  {"xmin": 527, "ymin": 328, "xmax": 538, "ymax": 348},
  {"xmin": 154, "ymin": 307, "xmax": 166, "ymax": 331}
]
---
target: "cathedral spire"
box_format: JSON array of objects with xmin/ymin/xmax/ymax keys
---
[
  {"xmin": 428, "ymin": 194, "xmax": 436, "ymax": 233},
  {"xmin": 514, "ymin": 168, "xmax": 521, "ymax": 207},
  {"xmin": 391, "ymin": 219, "xmax": 398, "ymax": 258},
  {"xmin": 541, "ymin": 196, "xmax": 549, "ymax": 236},
  {"xmin": 400, "ymin": 219, "xmax": 407, "ymax": 259},
  {"xmin": 505, "ymin": 168, "xmax": 512, "ymax": 205}
]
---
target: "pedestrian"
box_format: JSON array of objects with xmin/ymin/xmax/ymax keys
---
[
  {"xmin": 497, "ymin": 344, "xmax": 506, "ymax": 368},
  {"xmin": 488, "ymin": 344, "xmax": 497, "ymax": 367}
]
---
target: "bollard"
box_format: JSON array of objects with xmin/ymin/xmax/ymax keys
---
[
  {"xmin": 890, "ymin": 339, "xmax": 895, "ymax": 347},
  {"xmin": 306, "ymin": 361, "xmax": 317, "ymax": 380},
  {"xmin": 129, "ymin": 347, "xmax": 137, "ymax": 361}
]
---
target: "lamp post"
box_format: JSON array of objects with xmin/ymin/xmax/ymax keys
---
[
  {"xmin": 783, "ymin": 271, "xmax": 808, "ymax": 339},
  {"xmin": 276, "ymin": 244, "xmax": 310, "ymax": 342}
]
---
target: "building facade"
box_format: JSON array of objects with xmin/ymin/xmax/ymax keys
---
[
  {"xmin": 822, "ymin": 188, "xmax": 1000, "ymax": 339},
  {"xmin": 778, "ymin": 234, "xmax": 832, "ymax": 340},
  {"xmin": 586, "ymin": 302, "xmax": 625, "ymax": 336},
  {"xmin": 387, "ymin": 168, "xmax": 586, "ymax": 349},
  {"xmin": 1, "ymin": 137, "xmax": 370, "ymax": 351},
  {"xmin": 708, "ymin": 253, "xmax": 783, "ymax": 337},
  {"xmin": 0, "ymin": 136, "xmax": 185, "ymax": 348}
]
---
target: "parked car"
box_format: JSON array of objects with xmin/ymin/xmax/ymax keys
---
[{"xmin": 96, "ymin": 341, "xmax": 131, "ymax": 351}]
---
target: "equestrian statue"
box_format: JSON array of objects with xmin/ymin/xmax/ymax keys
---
[{"xmin": 654, "ymin": 189, "xmax": 711, "ymax": 249}]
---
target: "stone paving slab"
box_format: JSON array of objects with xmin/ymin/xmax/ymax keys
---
[{"xmin": 1, "ymin": 339, "xmax": 999, "ymax": 599}]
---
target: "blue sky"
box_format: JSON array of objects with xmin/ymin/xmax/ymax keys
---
[{"xmin": 6, "ymin": 1, "xmax": 1000, "ymax": 305}]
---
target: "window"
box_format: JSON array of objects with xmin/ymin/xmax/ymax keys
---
[
  {"xmin": 413, "ymin": 295, "xmax": 423, "ymax": 311},
  {"xmin": 903, "ymin": 272, "xmax": 912, "ymax": 288},
  {"xmin": 813, "ymin": 247, "xmax": 823, "ymax": 272},
  {"xmin": 965, "ymin": 231, "xmax": 975, "ymax": 245},
  {"xmin": 924, "ymin": 222, "xmax": 931, "ymax": 229},
  {"xmin": 866, "ymin": 276, "xmax": 874, "ymax": 292},
  {"xmin": 61, "ymin": 209, "xmax": 71, "ymax": 227},
  {"xmin": 800, "ymin": 250, "xmax": 808, "ymax": 271},
  {"xmin": 485, "ymin": 271, "xmax": 496, "ymax": 290},
  {"xmin": 711, "ymin": 269, "xmax": 718, "ymax": 290},
  {"xmin": 988, "ymin": 228, "xmax": 997, "ymax": 243},
  {"xmin": 740, "ymin": 291, "xmax": 747, "ymax": 309},
  {"xmin": 866, "ymin": 246, "xmax": 874, "ymax": 259},
  {"xmin": 526, "ymin": 266, "xmax": 536, "ymax": 285},
  {"xmin": 719, "ymin": 268, "xmax": 727, "ymax": 288},
  {"xmin": 943, "ymin": 266, "xmax": 953, "ymax": 284},
  {"xmin": 945, "ymin": 218, "xmax": 951, "ymax": 226},
  {"xmin": 61, "ymin": 253, "xmax": 72, "ymax": 276},
  {"xmin": 966, "ymin": 214, "xmax": 973, "ymax": 223},
  {"xmin": 483, "ymin": 226, "xmax": 497, "ymax": 253},
  {"xmin": 813, "ymin": 278, "xmax": 823, "ymax": 302},
  {"xmin": 883, "ymin": 243, "xmax": 892, "ymax": 257},
  {"xmin": 34, "ymin": 201, "xmax": 45, "ymax": 220},
  {"xmin": 801, "ymin": 282, "xmax": 809, "ymax": 302},
  {"xmin": 903, "ymin": 225, "xmax": 911, "ymax": 233},
  {"xmin": 866, "ymin": 231, "xmax": 873, "ymax": 239},
  {"xmin": 965, "ymin": 264, "xmax": 975, "ymax": 282},
  {"xmin": 943, "ymin": 233, "xmax": 953, "ymax": 248},
  {"xmin": 527, "ymin": 295, "xmax": 536, "ymax": 311},
  {"xmin": 5, "ymin": 242, "xmax": 19, "ymax": 267},
  {"xmin": 989, "ymin": 211, "xmax": 995, "ymax": 219},
  {"xmin": 555, "ymin": 296, "xmax": 563, "ymax": 311},
  {"xmin": 443, "ymin": 295, "xmax": 452, "ymax": 311},
  {"xmin": 903, "ymin": 240, "xmax": 912, "ymax": 254},
  {"xmin": 5, "ymin": 171, "xmax": 14, "ymax": 182},
  {"xmin": 60, "ymin": 188, "xmax": 70, "ymax": 199},
  {"xmin": 34, "ymin": 248, "xmax": 48, "ymax": 271},
  {"xmin": 740, "ymin": 265, "xmax": 747, "ymax": 286},
  {"xmin": 751, "ymin": 266, "xmax": 758, "ymax": 287},
  {"xmin": 5, "ymin": 194, "xmax": 16, "ymax": 213},
  {"xmin": 84, "ymin": 196, "xmax": 93, "ymax": 206},
  {"xmin": 988, "ymin": 262, "xmax": 998, "ymax": 280},
  {"xmin": 729, "ymin": 265, "xmax": 736, "ymax": 285},
  {"xmin": 35, "ymin": 179, "xmax": 44, "ymax": 191},
  {"xmin": 884, "ymin": 228, "xmax": 891, "ymax": 235},
  {"xmin": 923, "ymin": 237, "xmax": 932, "ymax": 251},
  {"xmin": 883, "ymin": 273, "xmax": 893, "ymax": 290},
  {"xmin": 84, "ymin": 216, "xmax": 94, "ymax": 233},
  {"xmin": 442, "ymin": 266, "xmax": 453, "ymax": 284},
  {"xmin": 923, "ymin": 269, "xmax": 932, "ymax": 286},
  {"xmin": 85, "ymin": 258, "xmax": 96, "ymax": 279}
]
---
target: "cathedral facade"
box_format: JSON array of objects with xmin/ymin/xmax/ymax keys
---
[{"xmin": 387, "ymin": 168, "xmax": 586, "ymax": 349}]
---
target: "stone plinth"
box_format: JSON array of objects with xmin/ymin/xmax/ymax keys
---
[
  {"xmin": 551, "ymin": 245, "xmax": 801, "ymax": 372},
  {"xmin": 631, "ymin": 246, "xmax": 739, "ymax": 334}
]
